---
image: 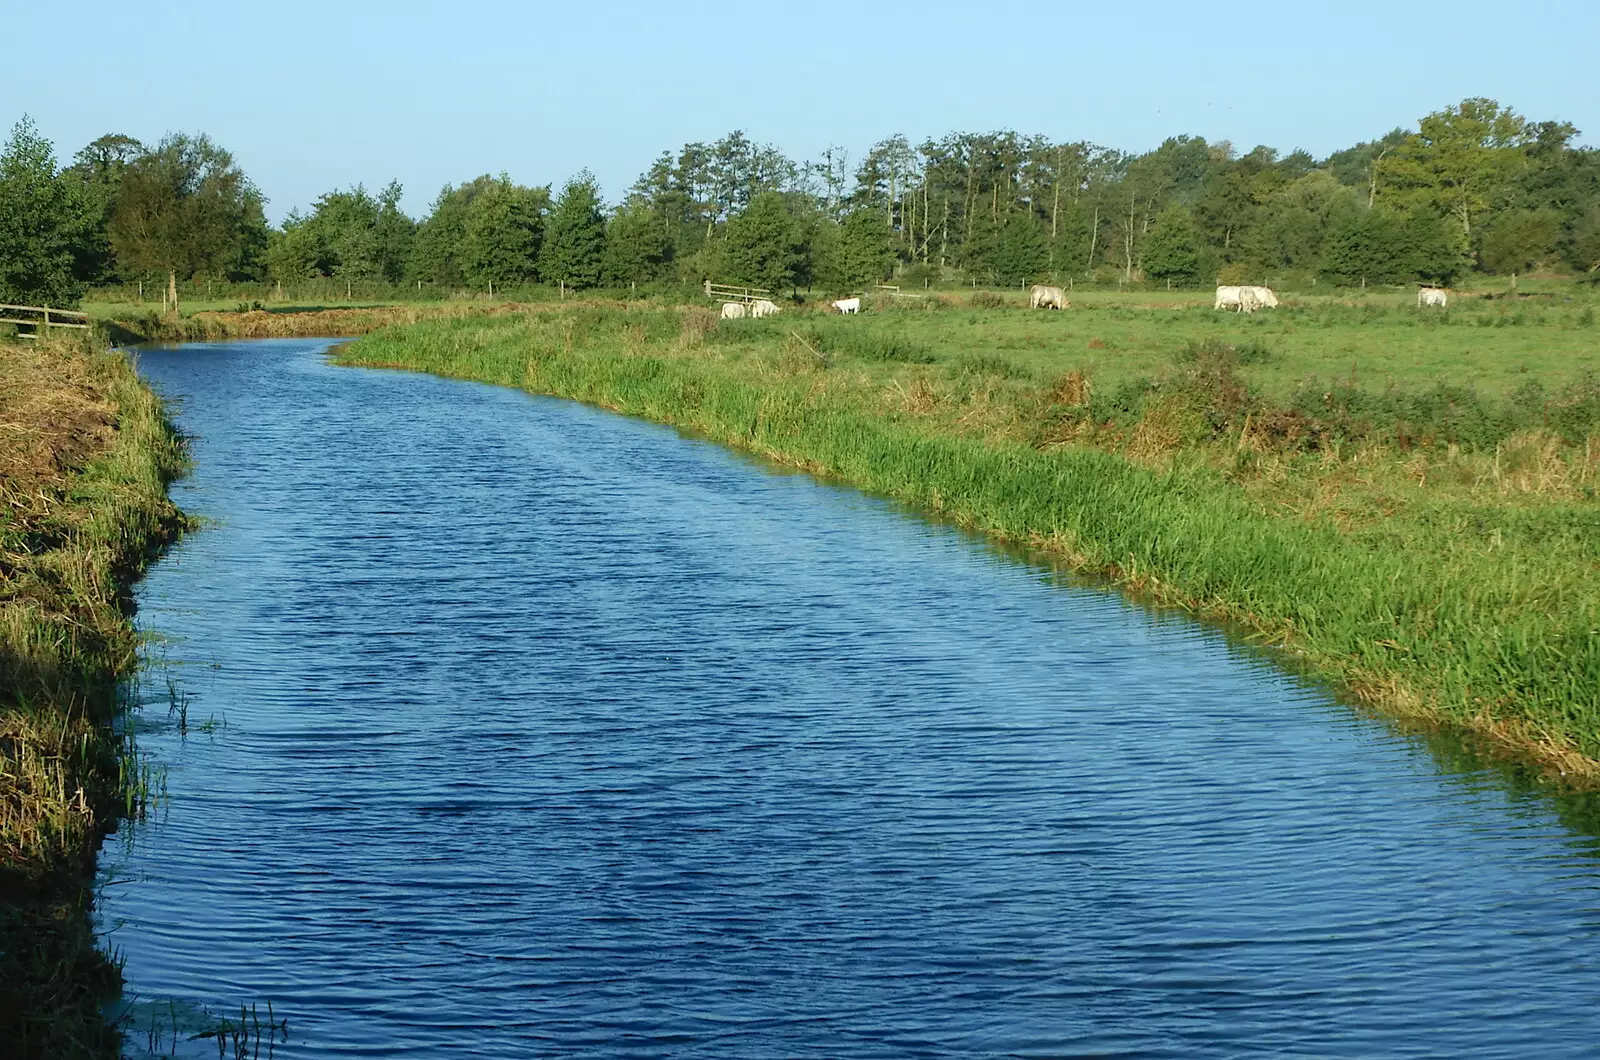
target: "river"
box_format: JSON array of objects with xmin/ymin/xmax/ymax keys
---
[{"xmin": 102, "ymin": 337, "xmax": 1600, "ymax": 1057}]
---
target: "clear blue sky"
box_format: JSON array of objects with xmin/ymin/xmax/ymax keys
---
[{"xmin": 7, "ymin": 1, "xmax": 1596, "ymax": 224}]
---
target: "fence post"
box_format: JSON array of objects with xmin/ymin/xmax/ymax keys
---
[{"xmin": 42, "ymin": 307, "xmax": 50, "ymax": 339}]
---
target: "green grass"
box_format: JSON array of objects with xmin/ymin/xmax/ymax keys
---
[
  {"xmin": 338, "ymin": 303, "xmax": 1600, "ymax": 783},
  {"xmin": 829, "ymin": 291, "xmax": 1600, "ymax": 400}
]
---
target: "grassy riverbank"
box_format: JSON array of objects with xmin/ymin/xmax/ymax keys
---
[
  {"xmin": 93, "ymin": 302, "xmax": 496, "ymax": 344},
  {"xmin": 0, "ymin": 338, "xmax": 187, "ymax": 1058},
  {"xmin": 340, "ymin": 302, "xmax": 1600, "ymax": 781}
]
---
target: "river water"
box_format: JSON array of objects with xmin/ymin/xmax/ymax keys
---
[{"xmin": 103, "ymin": 337, "xmax": 1600, "ymax": 1058}]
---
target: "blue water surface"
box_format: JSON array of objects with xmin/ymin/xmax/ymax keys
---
[{"xmin": 103, "ymin": 338, "xmax": 1600, "ymax": 1058}]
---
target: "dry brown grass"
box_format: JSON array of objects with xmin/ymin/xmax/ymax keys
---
[
  {"xmin": 1049, "ymin": 369, "xmax": 1093, "ymax": 408},
  {"xmin": 884, "ymin": 374, "xmax": 942, "ymax": 415},
  {"xmin": 0, "ymin": 335, "xmax": 187, "ymax": 1058},
  {"xmin": 1490, "ymin": 429, "xmax": 1576, "ymax": 496},
  {"xmin": 0, "ymin": 345, "xmax": 116, "ymax": 503},
  {"xmin": 677, "ymin": 307, "xmax": 717, "ymax": 348},
  {"xmin": 107, "ymin": 299, "xmax": 621, "ymax": 345},
  {"xmin": 1125, "ymin": 396, "xmax": 1201, "ymax": 462}
]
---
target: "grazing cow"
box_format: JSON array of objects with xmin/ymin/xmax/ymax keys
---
[
  {"xmin": 1029, "ymin": 284, "xmax": 1069, "ymax": 310},
  {"xmin": 720, "ymin": 302, "xmax": 747, "ymax": 319},
  {"xmin": 831, "ymin": 297, "xmax": 861, "ymax": 314},
  {"xmin": 750, "ymin": 299, "xmax": 780, "ymax": 318},
  {"xmin": 1238, "ymin": 287, "xmax": 1263, "ymax": 314},
  {"xmin": 1248, "ymin": 286, "xmax": 1279, "ymax": 308},
  {"xmin": 1214, "ymin": 286, "xmax": 1243, "ymax": 310},
  {"xmin": 1418, "ymin": 287, "xmax": 1448, "ymax": 308}
]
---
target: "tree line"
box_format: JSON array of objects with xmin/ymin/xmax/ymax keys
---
[{"xmin": 2, "ymin": 97, "xmax": 1598, "ymax": 308}]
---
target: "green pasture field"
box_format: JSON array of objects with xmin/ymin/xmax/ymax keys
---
[
  {"xmin": 842, "ymin": 288, "xmax": 1600, "ymax": 399},
  {"xmin": 81, "ymin": 279, "xmax": 1600, "ymax": 404}
]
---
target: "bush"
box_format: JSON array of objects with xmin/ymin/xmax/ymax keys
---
[
  {"xmin": 794, "ymin": 324, "xmax": 935, "ymax": 364},
  {"xmin": 956, "ymin": 354, "xmax": 1033, "ymax": 380}
]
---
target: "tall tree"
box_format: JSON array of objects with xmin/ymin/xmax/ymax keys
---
[
  {"xmin": 993, "ymin": 211, "xmax": 1050, "ymax": 285},
  {"xmin": 721, "ymin": 191, "xmax": 804, "ymax": 294},
  {"xmin": 1377, "ymin": 98, "xmax": 1533, "ymax": 238},
  {"xmin": 1479, "ymin": 209, "xmax": 1563, "ymax": 288},
  {"xmin": 1570, "ymin": 207, "xmax": 1600, "ymax": 274},
  {"xmin": 63, "ymin": 132, "xmax": 143, "ymax": 284},
  {"xmin": 603, "ymin": 201, "xmax": 670, "ymax": 285},
  {"xmin": 108, "ymin": 133, "xmax": 265, "ymax": 310},
  {"xmin": 463, "ymin": 178, "xmax": 548, "ymax": 289},
  {"xmin": 1141, "ymin": 206, "xmax": 1202, "ymax": 286},
  {"xmin": 1323, "ymin": 207, "xmax": 1408, "ymax": 286},
  {"xmin": 540, "ymin": 172, "xmax": 607, "ymax": 289},
  {"xmin": 410, "ymin": 175, "xmax": 547, "ymax": 288},
  {"xmin": 372, "ymin": 181, "xmax": 416, "ymax": 283},
  {"xmin": 0, "ymin": 117, "xmax": 89, "ymax": 306},
  {"xmin": 264, "ymin": 209, "xmax": 321, "ymax": 283},
  {"xmin": 836, "ymin": 208, "xmax": 894, "ymax": 287}
]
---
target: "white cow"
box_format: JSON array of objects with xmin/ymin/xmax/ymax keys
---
[
  {"xmin": 1216, "ymin": 285, "xmax": 1277, "ymax": 311},
  {"xmin": 1237, "ymin": 287, "xmax": 1263, "ymax": 314},
  {"xmin": 1029, "ymin": 284, "xmax": 1069, "ymax": 310},
  {"xmin": 1418, "ymin": 287, "xmax": 1448, "ymax": 308},
  {"xmin": 720, "ymin": 302, "xmax": 747, "ymax": 319},
  {"xmin": 831, "ymin": 297, "xmax": 861, "ymax": 314},
  {"xmin": 750, "ymin": 299, "xmax": 780, "ymax": 318}
]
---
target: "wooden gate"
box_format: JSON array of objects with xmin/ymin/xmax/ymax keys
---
[
  {"xmin": 0, "ymin": 304, "xmax": 91, "ymax": 339},
  {"xmin": 703, "ymin": 281, "xmax": 771, "ymax": 305}
]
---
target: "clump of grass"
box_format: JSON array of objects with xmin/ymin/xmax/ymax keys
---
[
  {"xmin": 956, "ymin": 354, "xmax": 1034, "ymax": 380},
  {"xmin": 1174, "ymin": 337, "xmax": 1271, "ymax": 365},
  {"xmin": 778, "ymin": 330, "xmax": 831, "ymax": 373},
  {"xmin": 967, "ymin": 291, "xmax": 1006, "ymax": 309},
  {"xmin": 790, "ymin": 323, "xmax": 935, "ymax": 364},
  {"xmin": 1050, "ymin": 370, "xmax": 1093, "ymax": 408}
]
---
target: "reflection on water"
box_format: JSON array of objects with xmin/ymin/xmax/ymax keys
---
[{"xmin": 105, "ymin": 338, "xmax": 1600, "ymax": 1058}]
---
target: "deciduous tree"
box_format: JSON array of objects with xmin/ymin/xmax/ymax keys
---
[
  {"xmin": 541, "ymin": 173, "xmax": 607, "ymax": 289},
  {"xmin": 1479, "ymin": 208, "xmax": 1563, "ymax": 288},
  {"xmin": 1378, "ymin": 99, "xmax": 1532, "ymax": 238},
  {"xmin": 109, "ymin": 133, "xmax": 266, "ymax": 310},
  {"xmin": 63, "ymin": 132, "xmax": 143, "ymax": 285},
  {"xmin": 721, "ymin": 191, "xmax": 804, "ymax": 294},
  {"xmin": 0, "ymin": 117, "xmax": 89, "ymax": 306},
  {"xmin": 993, "ymin": 212, "xmax": 1050, "ymax": 285},
  {"xmin": 603, "ymin": 202, "xmax": 670, "ymax": 285},
  {"xmin": 1141, "ymin": 207, "xmax": 1202, "ymax": 286}
]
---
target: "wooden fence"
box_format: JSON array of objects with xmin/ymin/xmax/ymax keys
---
[
  {"xmin": 703, "ymin": 281, "xmax": 772, "ymax": 305},
  {"xmin": 0, "ymin": 304, "xmax": 90, "ymax": 339}
]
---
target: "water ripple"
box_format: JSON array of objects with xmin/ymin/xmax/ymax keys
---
[{"xmin": 101, "ymin": 338, "xmax": 1600, "ymax": 1058}]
